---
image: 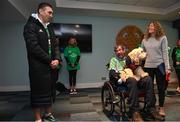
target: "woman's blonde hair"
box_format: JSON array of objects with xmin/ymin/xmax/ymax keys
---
[{"xmin": 144, "ymin": 21, "xmax": 165, "ymax": 40}]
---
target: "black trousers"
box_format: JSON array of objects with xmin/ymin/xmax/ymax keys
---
[
  {"xmin": 175, "ymin": 69, "xmax": 180, "ymax": 87},
  {"xmin": 144, "ymin": 68, "xmax": 166, "ymax": 107},
  {"xmin": 124, "ymin": 76, "xmax": 156, "ymax": 113},
  {"xmin": 68, "ymin": 70, "xmax": 77, "ymax": 87}
]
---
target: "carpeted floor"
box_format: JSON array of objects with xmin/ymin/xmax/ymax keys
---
[{"xmin": 0, "ymin": 88, "xmax": 180, "ymax": 121}]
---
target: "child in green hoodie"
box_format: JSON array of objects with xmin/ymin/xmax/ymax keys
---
[{"xmin": 64, "ymin": 37, "xmax": 81, "ymax": 94}]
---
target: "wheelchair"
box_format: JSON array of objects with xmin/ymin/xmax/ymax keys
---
[
  {"xmin": 101, "ymin": 80, "xmax": 129, "ymax": 121},
  {"xmin": 101, "ymin": 80, "xmax": 147, "ymax": 121}
]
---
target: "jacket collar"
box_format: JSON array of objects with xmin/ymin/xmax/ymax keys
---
[{"xmin": 28, "ymin": 13, "xmax": 50, "ymax": 29}]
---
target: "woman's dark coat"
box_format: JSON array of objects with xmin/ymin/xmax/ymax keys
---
[{"xmin": 23, "ymin": 16, "xmax": 61, "ymax": 107}]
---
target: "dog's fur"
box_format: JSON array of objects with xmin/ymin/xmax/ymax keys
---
[{"xmin": 126, "ymin": 47, "xmax": 148, "ymax": 81}]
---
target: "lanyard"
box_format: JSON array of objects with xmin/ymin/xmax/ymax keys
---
[
  {"xmin": 45, "ymin": 28, "xmax": 51, "ymax": 56},
  {"xmin": 45, "ymin": 27, "xmax": 61, "ymax": 69}
]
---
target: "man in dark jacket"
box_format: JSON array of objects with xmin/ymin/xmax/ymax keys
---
[{"xmin": 23, "ymin": 3, "xmax": 61, "ymax": 122}]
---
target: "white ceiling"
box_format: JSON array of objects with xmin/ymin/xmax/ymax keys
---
[
  {"xmin": 73, "ymin": 0, "xmax": 179, "ymax": 9},
  {"xmin": 1, "ymin": 0, "xmax": 180, "ymax": 22}
]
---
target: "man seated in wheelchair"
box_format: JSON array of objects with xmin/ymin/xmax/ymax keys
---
[{"xmin": 109, "ymin": 44, "xmax": 164, "ymax": 121}]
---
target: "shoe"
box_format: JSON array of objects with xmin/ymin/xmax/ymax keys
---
[
  {"xmin": 73, "ymin": 89, "xmax": 77, "ymax": 94},
  {"xmin": 113, "ymin": 95, "xmax": 120, "ymax": 103},
  {"xmin": 132, "ymin": 112, "xmax": 143, "ymax": 122},
  {"xmin": 70, "ymin": 89, "xmax": 73, "ymax": 95},
  {"xmin": 148, "ymin": 108, "xmax": 165, "ymax": 121},
  {"xmin": 159, "ymin": 107, "xmax": 165, "ymax": 116},
  {"xmin": 176, "ymin": 87, "xmax": 180, "ymax": 93},
  {"xmin": 42, "ymin": 113, "xmax": 58, "ymax": 122}
]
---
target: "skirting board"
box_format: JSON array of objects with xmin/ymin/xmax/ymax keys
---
[{"xmin": 0, "ymin": 82, "xmax": 105, "ymax": 92}]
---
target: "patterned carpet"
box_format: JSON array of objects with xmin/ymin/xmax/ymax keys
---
[{"xmin": 0, "ymin": 88, "xmax": 180, "ymax": 121}]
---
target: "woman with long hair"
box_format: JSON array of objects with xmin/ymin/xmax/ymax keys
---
[{"xmin": 141, "ymin": 21, "xmax": 171, "ymax": 117}]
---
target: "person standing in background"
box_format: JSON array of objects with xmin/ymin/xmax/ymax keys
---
[
  {"xmin": 23, "ymin": 3, "xmax": 61, "ymax": 122},
  {"xmin": 172, "ymin": 39, "xmax": 180, "ymax": 93},
  {"xmin": 141, "ymin": 21, "xmax": 171, "ymax": 117},
  {"xmin": 64, "ymin": 37, "xmax": 81, "ymax": 95}
]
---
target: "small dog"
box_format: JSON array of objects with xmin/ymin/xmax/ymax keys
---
[{"xmin": 126, "ymin": 47, "xmax": 149, "ymax": 81}]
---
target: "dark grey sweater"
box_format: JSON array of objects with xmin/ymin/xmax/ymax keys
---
[{"xmin": 141, "ymin": 36, "xmax": 170, "ymax": 71}]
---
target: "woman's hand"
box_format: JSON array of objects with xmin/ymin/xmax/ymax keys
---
[
  {"xmin": 166, "ymin": 69, "xmax": 171, "ymax": 74},
  {"xmin": 166, "ymin": 69, "xmax": 171, "ymax": 81}
]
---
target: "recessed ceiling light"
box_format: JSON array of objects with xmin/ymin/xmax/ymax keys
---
[{"xmin": 75, "ymin": 25, "xmax": 80, "ymax": 28}]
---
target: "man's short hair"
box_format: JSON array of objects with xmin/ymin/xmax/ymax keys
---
[
  {"xmin": 114, "ymin": 44, "xmax": 125, "ymax": 52},
  {"xmin": 37, "ymin": 2, "xmax": 53, "ymax": 13}
]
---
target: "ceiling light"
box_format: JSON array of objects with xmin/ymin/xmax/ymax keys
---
[{"xmin": 75, "ymin": 25, "xmax": 80, "ymax": 28}]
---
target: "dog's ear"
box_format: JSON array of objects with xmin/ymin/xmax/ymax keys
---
[{"xmin": 128, "ymin": 48, "xmax": 137, "ymax": 61}]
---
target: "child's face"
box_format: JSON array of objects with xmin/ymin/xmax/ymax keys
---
[
  {"xmin": 115, "ymin": 46, "xmax": 125, "ymax": 58},
  {"xmin": 69, "ymin": 38, "xmax": 76, "ymax": 45}
]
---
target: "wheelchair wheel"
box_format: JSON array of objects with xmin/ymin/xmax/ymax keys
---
[{"xmin": 101, "ymin": 82, "xmax": 115, "ymax": 114}]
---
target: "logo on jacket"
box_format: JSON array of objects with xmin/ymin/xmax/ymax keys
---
[{"xmin": 39, "ymin": 29, "xmax": 43, "ymax": 32}]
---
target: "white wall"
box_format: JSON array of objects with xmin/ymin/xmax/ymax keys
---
[
  {"xmin": 0, "ymin": 22, "xmax": 29, "ymax": 91},
  {"xmin": 0, "ymin": 15, "xmax": 178, "ymax": 91}
]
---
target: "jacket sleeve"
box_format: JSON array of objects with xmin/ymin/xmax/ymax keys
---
[
  {"xmin": 171, "ymin": 47, "xmax": 177, "ymax": 67},
  {"xmin": 23, "ymin": 23, "xmax": 51, "ymax": 64},
  {"xmin": 64, "ymin": 57, "xmax": 71, "ymax": 65},
  {"xmin": 64, "ymin": 47, "xmax": 72, "ymax": 65},
  {"xmin": 161, "ymin": 36, "xmax": 170, "ymax": 70},
  {"xmin": 74, "ymin": 55, "xmax": 80, "ymax": 65},
  {"xmin": 109, "ymin": 58, "xmax": 119, "ymax": 80},
  {"xmin": 53, "ymin": 38, "xmax": 62, "ymax": 62},
  {"xmin": 109, "ymin": 69, "xmax": 119, "ymax": 81},
  {"xmin": 74, "ymin": 47, "xmax": 81, "ymax": 65}
]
